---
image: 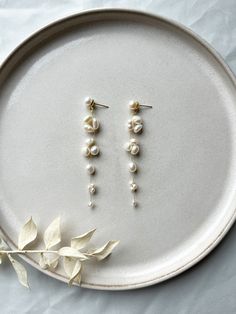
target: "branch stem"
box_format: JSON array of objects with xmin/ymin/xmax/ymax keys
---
[{"xmin": 0, "ymin": 250, "xmax": 58, "ymax": 254}]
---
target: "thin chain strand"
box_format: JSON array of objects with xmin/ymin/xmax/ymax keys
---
[
  {"xmin": 129, "ymin": 114, "xmax": 137, "ymax": 207},
  {"xmin": 89, "ymin": 108, "xmax": 95, "ymax": 208}
]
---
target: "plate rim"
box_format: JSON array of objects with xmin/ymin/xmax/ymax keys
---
[{"xmin": 0, "ymin": 8, "xmax": 236, "ymax": 290}]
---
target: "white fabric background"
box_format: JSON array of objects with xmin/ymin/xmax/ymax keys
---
[{"xmin": 0, "ymin": 0, "xmax": 236, "ymax": 313}]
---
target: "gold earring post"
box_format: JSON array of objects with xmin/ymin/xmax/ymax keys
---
[{"xmin": 85, "ymin": 97, "xmax": 109, "ymax": 111}]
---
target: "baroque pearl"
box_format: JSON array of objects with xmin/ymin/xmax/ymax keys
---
[
  {"xmin": 129, "ymin": 162, "xmax": 137, "ymax": 173},
  {"xmin": 133, "ymin": 124, "xmax": 142, "ymax": 133},
  {"xmin": 132, "ymin": 115, "xmax": 142, "ymax": 124},
  {"xmin": 88, "ymin": 183, "xmax": 96, "ymax": 194},
  {"xmin": 130, "ymin": 138, "xmax": 137, "ymax": 144},
  {"xmin": 84, "ymin": 124, "xmax": 93, "ymax": 133},
  {"xmin": 130, "ymin": 182, "xmax": 138, "ymax": 192},
  {"xmin": 90, "ymin": 145, "xmax": 99, "ymax": 156},
  {"xmin": 131, "ymin": 144, "xmax": 139, "ymax": 155},
  {"xmin": 86, "ymin": 164, "xmax": 95, "ymax": 175},
  {"xmin": 84, "ymin": 115, "xmax": 93, "ymax": 124},
  {"xmin": 92, "ymin": 118, "xmax": 99, "ymax": 130}
]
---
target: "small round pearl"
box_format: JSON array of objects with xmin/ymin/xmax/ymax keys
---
[
  {"xmin": 85, "ymin": 97, "xmax": 93, "ymax": 106},
  {"xmin": 128, "ymin": 121, "xmax": 132, "ymax": 130},
  {"xmin": 132, "ymin": 200, "xmax": 138, "ymax": 207},
  {"xmin": 82, "ymin": 146, "xmax": 90, "ymax": 157},
  {"xmin": 124, "ymin": 142, "xmax": 131, "ymax": 152},
  {"xmin": 90, "ymin": 145, "xmax": 99, "ymax": 156},
  {"xmin": 88, "ymin": 201, "xmax": 95, "ymax": 208},
  {"xmin": 130, "ymin": 138, "xmax": 137, "ymax": 144},
  {"xmin": 131, "ymin": 144, "xmax": 139, "ymax": 155},
  {"xmin": 86, "ymin": 138, "xmax": 95, "ymax": 146},
  {"xmin": 129, "ymin": 162, "xmax": 137, "ymax": 173},
  {"xmin": 86, "ymin": 164, "xmax": 95, "ymax": 175},
  {"xmin": 132, "ymin": 115, "xmax": 142, "ymax": 124},
  {"xmin": 129, "ymin": 100, "xmax": 136, "ymax": 107}
]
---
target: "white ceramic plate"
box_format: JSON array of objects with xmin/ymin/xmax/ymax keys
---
[{"xmin": 1, "ymin": 9, "xmax": 236, "ymax": 290}]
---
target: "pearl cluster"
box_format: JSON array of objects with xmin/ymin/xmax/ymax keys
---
[
  {"xmin": 129, "ymin": 101, "xmax": 140, "ymax": 113},
  {"xmin": 128, "ymin": 115, "xmax": 143, "ymax": 133},
  {"xmin": 88, "ymin": 183, "xmax": 96, "ymax": 194},
  {"xmin": 85, "ymin": 96, "xmax": 96, "ymax": 111},
  {"xmin": 83, "ymin": 115, "xmax": 100, "ymax": 133},
  {"xmin": 125, "ymin": 138, "xmax": 140, "ymax": 156},
  {"xmin": 82, "ymin": 138, "xmax": 99, "ymax": 157}
]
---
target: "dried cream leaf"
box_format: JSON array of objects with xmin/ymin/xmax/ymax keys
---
[
  {"xmin": 48, "ymin": 256, "xmax": 59, "ymax": 270},
  {"xmin": 0, "ymin": 238, "xmax": 8, "ymax": 251},
  {"xmin": 0, "ymin": 254, "xmax": 5, "ymax": 265},
  {"xmin": 63, "ymin": 257, "xmax": 82, "ymax": 286},
  {"xmin": 8, "ymin": 254, "xmax": 29, "ymax": 288},
  {"xmin": 74, "ymin": 270, "xmax": 82, "ymax": 285},
  {"xmin": 0, "ymin": 238, "xmax": 8, "ymax": 264},
  {"xmin": 63, "ymin": 257, "xmax": 75, "ymax": 276},
  {"xmin": 39, "ymin": 253, "xmax": 59, "ymax": 270},
  {"xmin": 69, "ymin": 259, "xmax": 81, "ymax": 286},
  {"xmin": 91, "ymin": 240, "xmax": 119, "ymax": 261},
  {"xmin": 0, "ymin": 238, "xmax": 8, "ymax": 250},
  {"xmin": 44, "ymin": 217, "xmax": 61, "ymax": 249},
  {"xmin": 39, "ymin": 253, "xmax": 47, "ymax": 270},
  {"xmin": 18, "ymin": 217, "xmax": 37, "ymax": 250},
  {"xmin": 59, "ymin": 247, "xmax": 88, "ymax": 260},
  {"xmin": 71, "ymin": 228, "xmax": 96, "ymax": 250}
]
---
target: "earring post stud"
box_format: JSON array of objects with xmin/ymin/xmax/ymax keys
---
[
  {"xmin": 140, "ymin": 104, "xmax": 152, "ymax": 109},
  {"xmin": 129, "ymin": 101, "xmax": 152, "ymax": 112},
  {"xmin": 95, "ymin": 103, "xmax": 109, "ymax": 108},
  {"xmin": 85, "ymin": 97, "xmax": 109, "ymax": 109}
]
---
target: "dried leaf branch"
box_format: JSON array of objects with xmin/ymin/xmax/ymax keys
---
[{"xmin": 0, "ymin": 217, "xmax": 119, "ymax": 288}]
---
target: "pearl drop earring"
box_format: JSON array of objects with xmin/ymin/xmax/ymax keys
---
[
  {"xmin": 83, "ymin": 97, "xmax": 109, "ymax": 208},
  {"xmin": 125, "ymin": 100, "xmax": 152, "ymax": 207}
]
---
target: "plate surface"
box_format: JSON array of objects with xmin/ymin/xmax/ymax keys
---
[{"xmin": 0, "ymin": 9, "xmax": 236, "ymax": 290}]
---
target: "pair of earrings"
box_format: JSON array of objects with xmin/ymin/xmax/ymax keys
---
[{"xmin": 82, "ymin": 97, "xmax": 152, "ymax": 208}]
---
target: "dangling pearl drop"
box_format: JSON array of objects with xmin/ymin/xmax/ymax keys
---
[
  {"xmin": 86, "ymin": 164, "xmax": 95, "ymax": 175},
  {"xmin": 129, "ymin": 162, "xmax": 137, "ymax": 173}
]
